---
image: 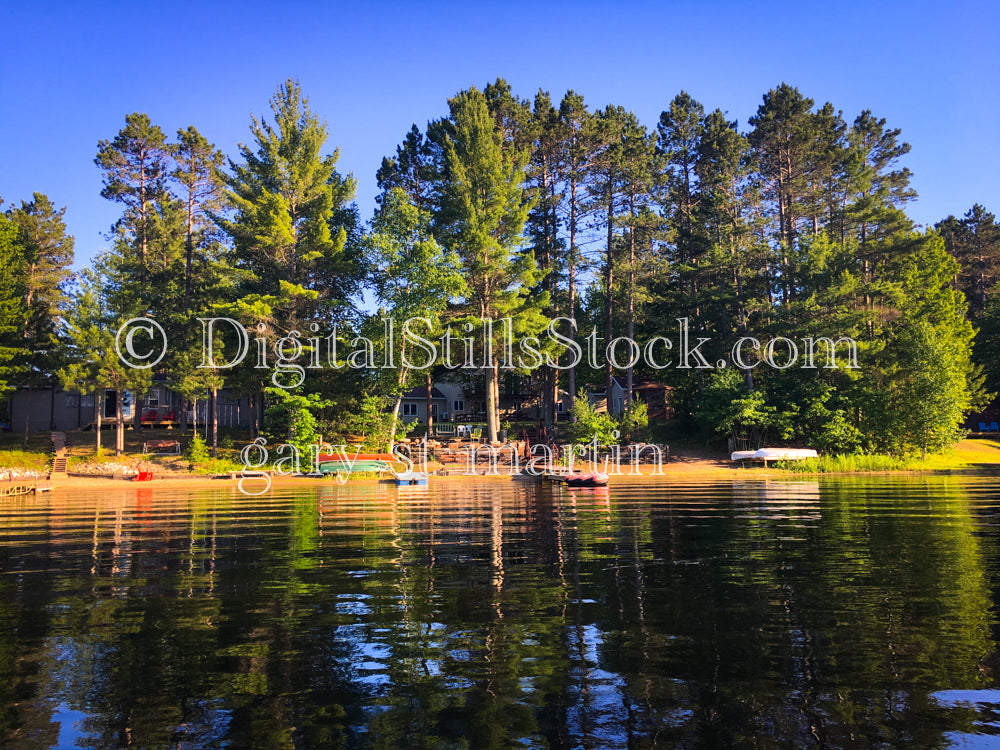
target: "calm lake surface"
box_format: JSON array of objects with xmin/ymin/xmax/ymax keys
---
[{"xmin": 3, "ymin": 477, "xmax": 1000, "ymax": 749}]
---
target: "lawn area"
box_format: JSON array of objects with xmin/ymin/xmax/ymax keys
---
[
  {"xmin": 920, "ymin": 436, "xmax": 1000, "ymax": 470},
  {"xmin": 779, "ymin": 437, "xmax": 1000, "ymax": 473},
  {"xmin": 0, "ymin": 428, "xmax": 252, "ymax": 473}
]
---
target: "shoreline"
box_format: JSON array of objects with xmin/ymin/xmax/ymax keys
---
[
  {"xmin": 19, "ymin": 462, "xmax": 1000, "ymax": 494},
  {"xmin": 5, "ymin": 439, "xmax": 999, "ymax": 493}
]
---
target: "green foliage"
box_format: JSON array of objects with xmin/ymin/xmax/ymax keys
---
[
  {"xmin": 0, "ymin": 214, "xmax": 27, "ymax": 392},
  {"xmin": 437, "ymin": 85, "xmax": 547, "ymax": 443},
  {"xmin": 264, "ymin": 387, "xmax": 330, "ymax": 454},
  {"xmin": 566, "ymin": 389, "xmax": 619, "ymax": 445},
  {"xmin": 339, "ymin": 394, "xmax": 406, "ymax": 452},
  {"xmin": 218, "ymin": 79, "xmax": 359, "ymax": 329},
  {"xmin": 778, "ymin": 453, "xmax": 910, "ymax": 473},
  {"xmin": 618, "ymin": 399, "xmax": 649, "ymax": 443},
  {"xmin": 694, "ymin": 368, "xmax": 785, "ymax": 445},
  {"xmin": 185, "ymin": 433, "xmax": 210, "ymax": 464}
]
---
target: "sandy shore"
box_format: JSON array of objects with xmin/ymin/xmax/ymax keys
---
[{"xmin": 20, "ymin": 452, "xmax": 760, "ymax": 493}]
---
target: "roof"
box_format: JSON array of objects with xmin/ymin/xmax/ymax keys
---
[
  {"xmin": 402, "ymin": 386, "xmax": 448, "ymax": 400},
  {"xmin": 633, "ymin": 380, "xmax": 673, "ymax": 392}
]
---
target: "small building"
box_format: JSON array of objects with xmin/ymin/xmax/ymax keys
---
[
  {"xmin": 4, "ymin": 380, "xmax": 255, "ymax": 434},
  {"xmin": 435, "ymin": 381, "xmax": 470, "ymax": 422},
  {"xmin": 588, "ymin": 378, "xmax": 673, "ymax": 418},
  {"xmin": 588, "ymin": 377, "xmax": 628, "ymax": 415},
  {"xmin": 399, "ymin": 386, "xmax": 449, "ymax": 424}
]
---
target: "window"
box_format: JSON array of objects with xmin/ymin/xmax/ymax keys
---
[
  {"xmin": 402, "ymin": 403, "xmax": 417, "ymax": 417},
  {"xmin": 65, "ymin": 393, "xmax": 80, "ymax": 408},
  {"xmin": 454, "ymin": 399, "xmax": 464, "ymax": 412},
  {"xmin": 146, "ymin": 389, "xmax": 159, "ymax": 407},
  {"xmin": 557, "ymin": 400, "xmax": 564, "ymax": 413},
  {"xmin": 431, "ymin": 404, "xmax": 438, "ymax": 418}
]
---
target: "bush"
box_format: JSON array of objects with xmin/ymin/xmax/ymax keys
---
[
  {"xmin": 567, "ymin": 389, "xmax": 619, "ymax": 445},
  {"xmin": 186, "ymin": 434, "xmax": 210, "ymax": 464},
  {"xmin": 619, "ymin": 400, "xmax": 649, "ymax": 443}
]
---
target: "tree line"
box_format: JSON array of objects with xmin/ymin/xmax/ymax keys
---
[{"xmin": 1, "ymin": 78, "xmax": 998, "ymax": 457}]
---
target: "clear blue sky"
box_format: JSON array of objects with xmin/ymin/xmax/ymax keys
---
[{"xmin": 2, "ymin": 1, "xmax": 997, "ymax": 271}]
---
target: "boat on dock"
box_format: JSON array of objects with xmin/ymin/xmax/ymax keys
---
[{"xmin": 393, "ymin": 471, "xmax": 429, "ymax": 486}]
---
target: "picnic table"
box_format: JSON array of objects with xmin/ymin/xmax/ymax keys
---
[{"xmin": 143, "ymin": 439, "xmax": 180, "ymax": 455}]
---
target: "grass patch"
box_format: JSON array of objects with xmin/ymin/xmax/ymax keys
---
[
  {"xmin": 778, "ymin": 453, "xmax": 910, "ymax": 472},
  {"xmin": 188, "ymin": 456, "xmax": 244, "ymax": 475},
  {"xmin": 0, "ymin": 449, "xmax": 49, "ymax": 470},
  {"xmin": 778, "ymin": 438, "xmax": 1000, "ymax": 473}
]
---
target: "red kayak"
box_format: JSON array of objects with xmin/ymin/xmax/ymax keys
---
[{"xmin": 564, "ymin": 472, "xmax": 609, "ymax": 487}]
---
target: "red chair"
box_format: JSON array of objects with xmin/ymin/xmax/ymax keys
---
[
  {"xmin": 141, "ymin": 409, "xmax": 158, "ymax": 423},
  {"xmin": 133, "ymin": 471, "xmax": 154, "ymax": 481}
]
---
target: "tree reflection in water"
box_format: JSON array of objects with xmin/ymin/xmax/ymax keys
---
[{"xmin": 0, "ymin": 477, "xmax": 999, "ymax": 748}]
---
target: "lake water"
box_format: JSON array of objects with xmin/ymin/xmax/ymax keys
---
[{"xmin": 3, "ymin": 477, "xmax": 1000, "ymax": 748}]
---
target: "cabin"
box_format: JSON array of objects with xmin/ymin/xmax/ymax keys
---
[
  {"xmin": 3, "ymin": 379, "xmax": 256, "ymax": 434},
  {"xmin": 588, "ymin": 377, "xmax": 673, "ymax": 418},
  {"xmin": 399, "ymin": 386, "xmax": 449, "ymax": 424}
]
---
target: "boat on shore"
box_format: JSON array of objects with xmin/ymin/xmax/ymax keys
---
[
  {"xmin": 317, "ymin": 452, "xmax": 396, "ymax": 463},
  {"xmin": 316, "ymin": 452, "xmax": 399, "ymax": 475},
  {"xmin": 317, "ymin": 459, "xmax": 391, "ymax": 474},
  {"xmin": 731, "ymin": 448, "xmax": 818, "ymax": 464}
]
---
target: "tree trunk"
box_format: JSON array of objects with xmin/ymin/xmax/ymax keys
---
[
  {"xmin": 389, "ymin": 395, "xmax": 403, "ymax": 452},
  {"xmin": 95, "ymin": 391, "xmax": 102, "ymax": 454},
  {"xmin": 133, "ymin": 403, "xmax": 143, "ymax": 434},
  {"xmin": 568, "ymin": 177, "xmax": 577, "ymax": 419},
  {"xmin": 605, "ymin": 192, "xmax": 615, "ymax": 409},
  {"xmin": 425, "ymin": 371, "xmax": 434, "ymax": 439},
  {"xmin": 388, "ymin": 355, "xmax": 409, "ymax": 451},
  {"xmin": 22, "ymin": 385, "xmax": 31, "ymax": 449},
  {"xmin": 115, "ymin": 390, "xmax": 124, "ymax": 456},
  {"xmin": 211, "ymin": 387, "xmax": 218, "ymax": 458},
  {"xmin": 184, "ymin": 190, "xmax": 194, "ymax": 319},
  {"xmin": 626, "ymin": 194, "xmax": 636, "ymax": 407},
  {"xmin": 486, "ymin": 359, "xmax": 500, "ymax": 444}
]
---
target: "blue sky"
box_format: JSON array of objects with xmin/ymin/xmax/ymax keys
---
[{"xmin": 1, "ymin": 1, "xmax": 997, "ymax": 271}]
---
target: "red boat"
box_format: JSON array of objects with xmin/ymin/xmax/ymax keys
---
[{"xmin": 564, "ymin": 472, "xmax": 609, "ymax": 488}]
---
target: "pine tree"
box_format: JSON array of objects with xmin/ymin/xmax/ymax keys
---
[
  {"xmin": 695, "ymin": 110, "xmax": 764, "ymax": 388},
  {"xmin": 6, "ymin": 193, "xmax": 74, "ymax": 442},
  {"xmin": 589, "ymin": 105, "xmax": 630, "ymax": 405},
  {"xmin": 437, "ymin": 86, "xmax": 545, "ymax": 443},
  {"xmin": 173, "ymin": 126, "xmax": 225, "ymax": 319},
  {"xmin": 525, "ymin": 90, "xmax": 565, "ymax": 425},
  {"xmin": 59, "ymin": 267, "xmax": 152, "ymax": 455},
  {"xmin": 657, "ymin": 91, "xmax": 706, "ymax": 298},
  {"xmin": 937, "ymin": 204, "xmax": 1000, "ymax": 318},
  {"xmin": 218, "ymin": 80, "xmax": 361, "ymax": 436},
  {"xmin": 219, "ymin": 79, "xmax": 358, "ymax": 331},
  {"xmin": 556, "ymin": 90, "xmax": 597, "ymax": 414},
  {"xmin": 368, "ymin": 187, "xmax": 464, "ymax": 445},
  {"xmin": 95, "ymin": 113, "xmax": 172, "ymax": 284},
  {"xmin": 0, "ymin": 213, "xmax": 26, "ymax": 395},
  {"xmin": 748, "ymin": 84, "xmax": 817, "ymax": 301}
]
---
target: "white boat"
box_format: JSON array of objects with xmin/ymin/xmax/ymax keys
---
[
  {"xmin": 393, "ymin": 470, "xmax": 429, "ymax": 486},
  {"xmin": 731, "ymin": 447, "xmax": 818, "ymax": 462}
]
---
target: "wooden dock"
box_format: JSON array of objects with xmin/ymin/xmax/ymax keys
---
[{"xmin": 0, "ymin": 484, "xmax": 42, "ymax": 497}]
